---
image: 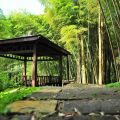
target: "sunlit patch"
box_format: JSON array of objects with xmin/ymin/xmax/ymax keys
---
[{"xmin": 0, "ymin": 88, "xmax": 18, "ymax": 99}]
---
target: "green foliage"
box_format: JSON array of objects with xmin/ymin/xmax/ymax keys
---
[
  {"xmin": 0, "ymin": 12, "xmax": 53, "ymax": 89},
  {"xmin": 99, "ymin": 0, "xmax": 119, "ymax": 47},
  {"xmin": 60, "ymin": 25, "xmax": 87, "ymax": 55},
  {"xmin": 0, "ymin": 11, "xmax": 51, "ymax": 39},
  {"xmin": 106, "ymin": 82, "xmax": 120, "ymax": 88},
  {"xmin": 0, "ymin": 18, "xmax": 12, "ymax": 39},
  {"xmin": 60, "ymin": 25, "xmax": 78, "ymax": 53},
  {"xmin": 0, "ymin": 72, "xmax": 9, "ymax": 91},
  {"xmin": 0, "ymin": 58, "xmax": 23, "ymax": 91},
  {"xmin": 8, "ymin": 12, "xmax": 40, "ymax": 37},
  {"xmin": 0, "ymin": 0, "xmax": 99, "ymax": 84},
  {"xmin": 0, "ymin": 87, "xmax": 41, "ymax": 114},
  {"xmin": 0, "ymin": 0, "xmax": 119, "ymax": 85}
]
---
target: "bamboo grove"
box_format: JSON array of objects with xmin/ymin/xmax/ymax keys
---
[{"xmin": 0, "ymin": 0, "xmax": 119, "ymax": 90}]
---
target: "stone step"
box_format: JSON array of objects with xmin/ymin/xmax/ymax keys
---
[
  {"xmin": 57, "ymin": 99, "xmax": 120, "ymax": 114},
  {"xmin": 42, "ymin": 115, "xmax": 120, "ymax": 120},
  {"xmin": 1, "ymin": 112, "xmax": 120, "ymax": 120},
  {"xmin": 7, "ymin": 100, "xmax": 57, "ymax": 114},
  {"xmin": 57, "ymin": 88, "xmax": 120, "ymax": 100}
]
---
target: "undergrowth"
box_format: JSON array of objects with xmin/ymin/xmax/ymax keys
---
[
  {"xmin": 106, "ymin": 82, "xmax": 120, "ymax": 88},
  {"xmin": 0, "ymin": 87, "xmax": 41, "ymax": 114}
]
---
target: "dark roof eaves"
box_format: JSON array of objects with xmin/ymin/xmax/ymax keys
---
[
  {"xmin": 0, "ymin": 35, "xmax": 71, "ymax": 55},
  {"xmin": 38, "ymin": 35, "xmax": 71, "ymax": 55}
]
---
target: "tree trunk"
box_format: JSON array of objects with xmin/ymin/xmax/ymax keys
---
[
  {"xmin": 76, "ymin": 34, "xmax": 81, "ymax": 84},
  {"xmin": 98, "ymin": 8, "xmax": 103, "ymax": 85},
  {"xmin": 76, "ymin": 54, "xmax": 81, "ymax": 84},
  {"xmin": 76, "ymin": 34, "xmax": 86, "ymax": 84},
  {"xmin": 81, "ymin": 35, "xmax": 86, "ymax": 84},
  {"xmin": 98, "ymin": 7, "xmax": 105, "ymax": 85}
]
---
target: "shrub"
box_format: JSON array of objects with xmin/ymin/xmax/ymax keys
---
[
  {"xmin": 0, "ymin": 71, "xmax": 9, "ymax": 91},
  {"xmin": 0, "ymin": 87, "xmax": 41, "ymax": 114},
  {"xmin": 106, "ymin": 82, "xmax": 120, "ymax": 88}
]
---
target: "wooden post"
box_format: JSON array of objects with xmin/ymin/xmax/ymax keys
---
[
  {"xmin": 59, "ymin": 56, "xmax": 63, "ymax": 86},
  {"xmin": 23, "ymin": 57, "xmax": 27, "ymax": 86},
  {"xmin": 67, "ymin": 56, "xmax": 69, "ymax": 82},
  {"xmin": 32, "ymin": 44, "xmax": 37, "ymax": 87}
]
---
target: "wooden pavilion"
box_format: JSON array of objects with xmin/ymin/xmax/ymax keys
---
[{"xmin": 0, "ymin": 35, "xmax": 70, "ymax": 87}]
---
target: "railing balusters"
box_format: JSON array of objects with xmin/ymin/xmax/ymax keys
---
[{"xmin": 22, "ymin": 75, "xmax": 60, "ymax": 86}]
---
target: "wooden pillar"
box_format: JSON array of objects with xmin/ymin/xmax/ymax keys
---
[
  {"xmin": 59, "ymin": 56, "xmax": 63, "ymax": 86},
  {"xmin": 67, "ymin": 56, "xmax": 69, "ymax": 82},
  {"xmin": 23, "ymin": 57, "xmax": 27, "ymax": 86},
  {"xmin": 32, "ymin": 44, "xmax": 37, "ymax": 87}
]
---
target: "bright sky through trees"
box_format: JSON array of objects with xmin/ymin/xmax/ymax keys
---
[{"xmin": 0, "ymin": 0, "xmax": 44, "ymax": 15}]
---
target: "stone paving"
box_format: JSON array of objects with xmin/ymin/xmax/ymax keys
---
[{"xmin": 0, "ymin": 85, "xmax": 120, "ymax": 120}]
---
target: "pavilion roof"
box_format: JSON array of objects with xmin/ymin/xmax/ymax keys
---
[{"xmin": 0, "ymin": 35, "xmax": 70, "ymax": 57}]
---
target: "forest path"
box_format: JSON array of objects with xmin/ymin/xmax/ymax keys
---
[{"xmin": 1, "ymin": 85, "xmax": 120, "ymax": 120}]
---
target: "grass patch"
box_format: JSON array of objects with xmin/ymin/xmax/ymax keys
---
[
  {"xmin": 0, "ymin": 87, "xmax": 41, "ymax": 114},
  {"xmin": 106, "ymin": 82, "xmax": 120, "ymax": 88}
]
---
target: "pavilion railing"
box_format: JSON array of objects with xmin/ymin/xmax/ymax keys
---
[{"xmin": 22, "ymin": 75, "xmax": 61, "ymax": 86}]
